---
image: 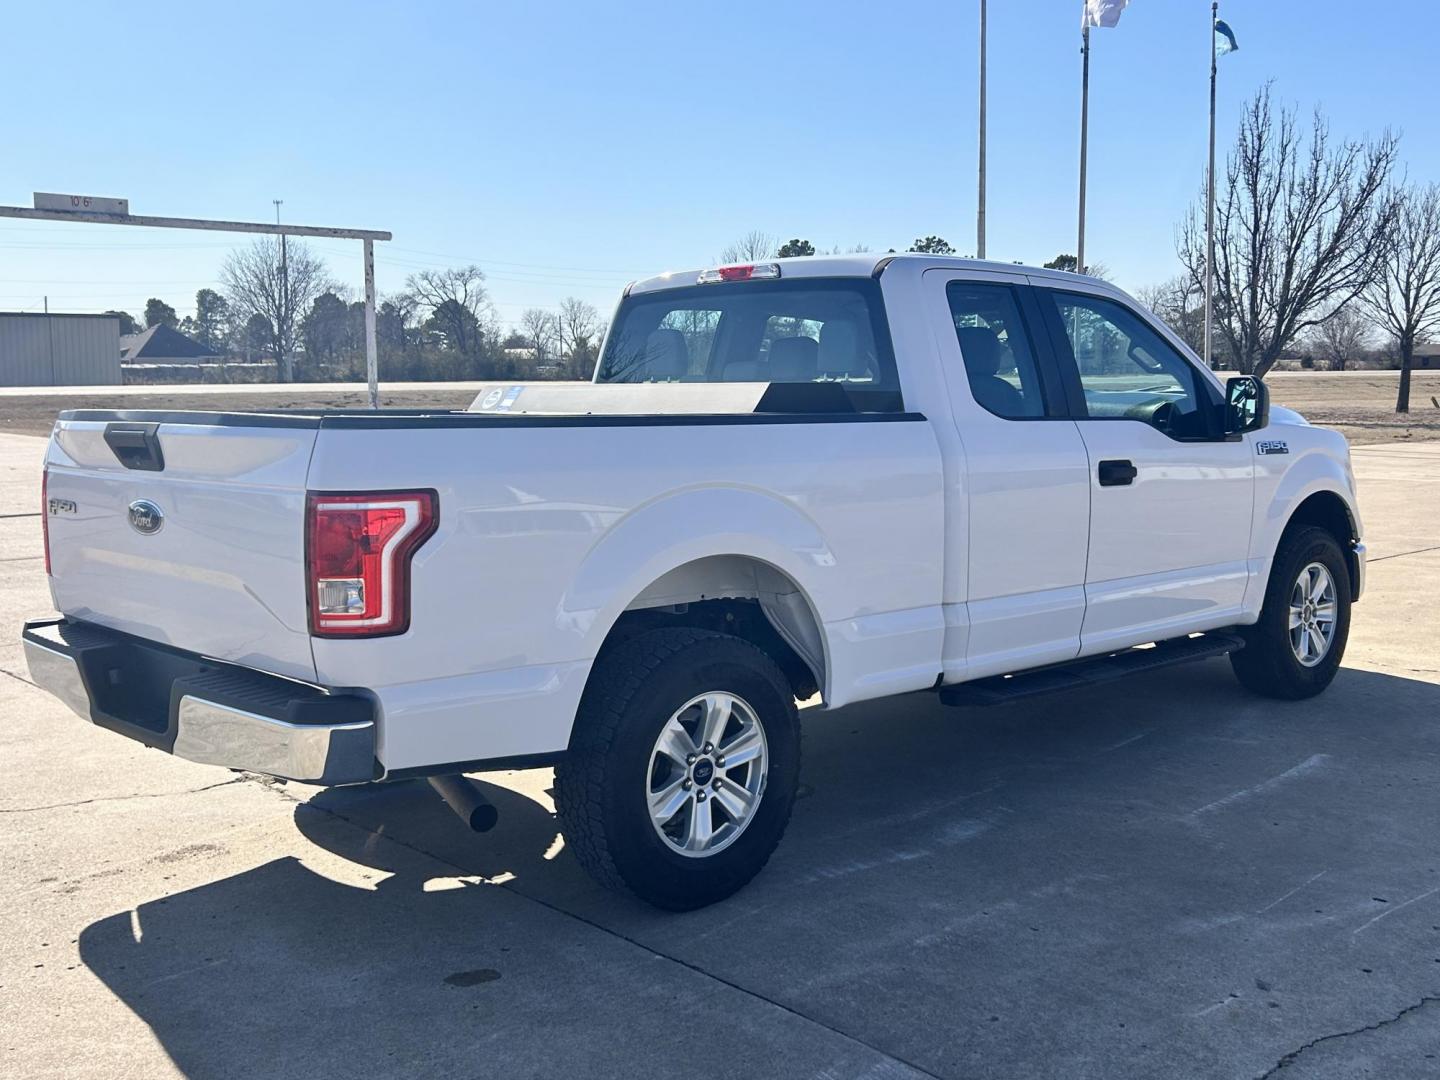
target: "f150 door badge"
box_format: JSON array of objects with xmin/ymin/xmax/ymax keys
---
[
  {"xmin": 1257, "ymin": 440, "xmax": 1289, "ymax": 455},
  {"xmin": 48, "ymin": 497, "xmax": 77, "ymax": 515}
]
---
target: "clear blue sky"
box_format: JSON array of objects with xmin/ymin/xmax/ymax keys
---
[{"xmin": 2, "ymin": 0, "xmax": 1434, "ymax": 327}]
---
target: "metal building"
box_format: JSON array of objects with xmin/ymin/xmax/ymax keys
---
[{"xmin": 0, "ymin": 312, "xmax": 121, "ymax": 386}]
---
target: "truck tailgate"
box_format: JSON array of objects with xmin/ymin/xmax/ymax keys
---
[{"xmin": 44, "ymin": 416, "xmax": 319, "ymax": 682}]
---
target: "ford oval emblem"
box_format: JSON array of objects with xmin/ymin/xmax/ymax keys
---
[{"xmin": 127, "ymin": 499, "xmax": 164, "ymax": 535}]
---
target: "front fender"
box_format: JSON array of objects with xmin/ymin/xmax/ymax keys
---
[
  {"xmin": 1243, "ymin": 426, "xmax": 1361, "ymax": 620},
  {"xmin": 1253, "ymin": 436, "xmax": 1359, "ymax": 562}
]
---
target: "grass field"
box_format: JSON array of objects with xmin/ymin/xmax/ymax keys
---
[{"xmin": 1, "ymin": 370, "xmax": 1437, "ymax": 445}]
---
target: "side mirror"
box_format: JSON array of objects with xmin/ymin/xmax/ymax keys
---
[{"xmin": 1224, "ymin": 375, "xmax": 1268, "ymax": 435}]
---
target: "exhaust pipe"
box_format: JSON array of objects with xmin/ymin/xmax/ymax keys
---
[{"xmin": 428, "ymin": 774, "xmax": 499, "ymax": 833}]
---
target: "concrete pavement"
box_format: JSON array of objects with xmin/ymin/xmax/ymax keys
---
[{"xmin": 1, "ymin": 432, "xmax": 1437, "ymax": 1079}]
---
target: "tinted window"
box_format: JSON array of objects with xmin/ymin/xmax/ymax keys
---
[
  {"xmin": 1046, "ymin": 291, "xmax": 1210, "ymax": 438},
  {"xmin": 597, "ymin": 280, "xmax": 897, "ymax": 395},
  {"xmin": 945, "ymin": 282, "xmax": 1046, "ymax": 418}
]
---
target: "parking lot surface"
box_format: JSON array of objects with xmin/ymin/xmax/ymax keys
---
[{"xmin": 1, "ymin": 431, "xmax": 1437, "ymax": 1079}]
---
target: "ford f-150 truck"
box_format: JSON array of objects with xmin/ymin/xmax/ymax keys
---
[{"xmin": 22, "ymin": 254, "xmax": 1364, "ymax": 909}]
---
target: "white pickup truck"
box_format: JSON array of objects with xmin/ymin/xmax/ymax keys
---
[{"xmin": 24, "ymin": 254, "xmax": 1364, "ymax": 909}]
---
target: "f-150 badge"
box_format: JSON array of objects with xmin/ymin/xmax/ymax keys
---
[{"xmin": 1257, "ymin": 440, "xmax": 1289, "ymax": 455}]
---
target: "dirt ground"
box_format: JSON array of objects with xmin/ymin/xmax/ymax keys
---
[
  {"xmin": 1, "ymin": 371, "xmax": 1437, "ymax": 444},
  {"xmin": 1266, "ymin": 370, "xmax": 1440, "ymax": 444}
]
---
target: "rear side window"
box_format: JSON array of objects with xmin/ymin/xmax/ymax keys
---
[
  {"xmin": 945, "ymin": 282, "xmax": 1046, "ymax": 418},
  {"xmin": 597, "ymin": 279, "xmax": 899, "ymax": 404}
]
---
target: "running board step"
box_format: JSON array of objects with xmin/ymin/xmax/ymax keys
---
[{"xmin": 938, "ymin": 631, "xmax": 1247, "ymax": 708}]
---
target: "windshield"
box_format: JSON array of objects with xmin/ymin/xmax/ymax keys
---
[{"xmin": 596, "ymin": 279, "xmax": 899, "ymax": 402}]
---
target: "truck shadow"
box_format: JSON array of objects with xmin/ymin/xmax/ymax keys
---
[{"xmin": 77, "ymin": 661, "xmax": 1440, "ymax": 1078}]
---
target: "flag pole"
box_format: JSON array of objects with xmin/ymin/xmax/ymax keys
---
[
  {"xmin": 1077, "ymin": 21, "xmax": 1090, "ymax": 273},
  {"xmin": 977, "ymin": 0, "xmax": 987, "ymax": 259},
  {"xmin": 1203, "ymin": 1, "xmax": 1218, "ymax": 367}
]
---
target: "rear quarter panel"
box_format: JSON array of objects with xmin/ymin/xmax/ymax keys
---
[{"xmin": 306, "ymin": 416, "xmax": 944, "ymax": 771}]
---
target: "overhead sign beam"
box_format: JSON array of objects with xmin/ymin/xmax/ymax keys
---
[
  {"xmin": 1, "ymin": 197, "xmax": 392, "ymax": 406},
  {"xmin": 0, "ymin": 203, "xmax": 391, "ymax": 241}
]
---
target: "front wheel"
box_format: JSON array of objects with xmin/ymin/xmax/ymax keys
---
[
  {"xmin": 1231, "ymin": 526, "xmax": 1352, "ymax": 700},
  {"xmin": 555, "ymin": 628, "xmax": 800, "ymax": 910}
]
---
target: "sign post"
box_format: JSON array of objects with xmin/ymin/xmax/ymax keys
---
[{"xmin": 2, "ymin": 196, "xmax": 391, "ymax": 406}]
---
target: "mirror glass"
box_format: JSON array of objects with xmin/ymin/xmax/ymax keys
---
[{"xmin": 1225, "ymin": 375, "xmax": 1263, "ymax": 433}]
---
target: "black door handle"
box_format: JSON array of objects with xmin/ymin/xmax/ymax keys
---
[{"xmin": 1098, "ymin": 459, "xmax": 1138, "ymax": 487}]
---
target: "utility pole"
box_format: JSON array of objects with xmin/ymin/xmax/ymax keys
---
[
  {"xmin": 45, "ymin": 295, "xmax": 55, "ymax": 383},
  {"xmin": 1203, "ymin": 2, "xmax": 1218, "ymax": 368},
  {"xmin": 1077, "ymin": 23, "xmax": 1090, "ymax": 275},
  {"xmin": 274, "ymin": 198, "xmax": 289, "ymax": 381},
  {"xmin": 976, "ymin": 0, "xmax": 987, "ymax": 260}
]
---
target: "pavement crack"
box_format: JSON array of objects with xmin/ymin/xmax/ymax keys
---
[
  {"xmin": 0, "ymin": 665, "xmax": 38, "ymax": 688},
  {"xmin": 1366, "ymin": 544, "xmax": 1440, "ymax": 563},
  {"xmin": 271, "ymin": 782, "xmax": 944, "ymax": 1080},
  {"xmin": 0, "ymin": 777, "xmax": 246, "ymax": 813},
  {"xmin": 1253, "ymin": 996, "xmax": 1440, "ymax": 1078}
]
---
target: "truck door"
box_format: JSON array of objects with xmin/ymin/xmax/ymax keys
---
[
  {"xmin": 1029, "ymin": 281, "xmax": 1254, "ymax": 655},
  {"xmin": 921, "ymin": 269, "xmax": 1092, "ymax": 681}
]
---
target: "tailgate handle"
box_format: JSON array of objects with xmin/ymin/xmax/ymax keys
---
[{"xmin": 103, "ymin": 423, "xmax": 165, "ymax": 472}]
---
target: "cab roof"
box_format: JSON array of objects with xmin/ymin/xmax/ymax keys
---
[{"xmin": 627, "ymin": 253, "xmax": 1112, "ymax": 296}]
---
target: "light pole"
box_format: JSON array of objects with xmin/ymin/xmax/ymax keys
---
[{"xmin": 977, "ymin": 0, "xmax": 987, "ymax": 260}]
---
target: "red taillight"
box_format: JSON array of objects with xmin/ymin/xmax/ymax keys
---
[
  {"xmin": 305, "ymin": 490, "xmax": 438, "ymax": 638},
  {"xmin": 697, "ymin": 262, "xmax": 782, "ymax": 284},
  {"xmin": 41, "ymin": 468, "xmax": 51, "ymax": 575}
]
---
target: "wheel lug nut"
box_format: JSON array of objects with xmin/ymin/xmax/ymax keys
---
[
  {"xmin": 682, "ymin": 779, "xmax": 692, "ymax": 790},
  {"xmin": 702, "ymin": 743, "xmax": 714, "ymax": 754},
  {"xmin": 696, "ymin": 790, "xmax": 707, "ymax": 802},
  {"xmin": 715, "ymin": 756, "xmax": 725, "ymax": 767},
  {"xmin": 686, "ymin": 754, "xmax": 697, "ymax": 765},
  {"xmin": 712, "ymin": 779, "xmax": 722, "ymax": 790}
]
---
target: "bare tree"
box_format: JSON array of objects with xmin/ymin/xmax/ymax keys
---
[
  {"xmin": 1178, "ymin": 85, "xmax": 1398, "ymax": 377},
  {"xmin": 556, "ymin": 297, "xmax": 604, "ymax": 379},
  {"xmin": 718, "ymin": 230, "xmax": 777, "ymax": 264},
  {"xmin": 221, "ymin": 237, "xmax": 332, "ymax": 381},
  {"xmin": 405, "ymin": 265, "xmax": 497, "ymax": 360},
  {"xmin": 1136, "ymin": 276, "xmax": 1208, "ymax": 358},
  {"xmin": 1358, "ymin": 183, "xmax": 1440, "ymax": 412},
  {"xmin": 520, "ymin": 307, "xmax": 558, "ymax": 362},
  {"xmin": 1302, "ymin": 303, "xmax": 1372, "ymax": 371}
]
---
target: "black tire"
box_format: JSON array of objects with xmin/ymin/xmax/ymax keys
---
[
  {"xmin": 554, "ymin": 628, "xmax": 801, "ymax": 910},
  {"xmin": 1231, "ymin": 525, "xmax": 1351, "ymax": 700}
]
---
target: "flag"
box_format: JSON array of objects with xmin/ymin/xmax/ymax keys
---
[
  {"xmin": 1082, "ymin": 0, "xmax": 1129, "ymax": 29},
  {"xmin": 1214, "ymin": 18, "xmax": 1239, "ymax": 56}
]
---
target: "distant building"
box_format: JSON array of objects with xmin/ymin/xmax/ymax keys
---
[
  {"xmin": 120, "ymin": 324, "xmax": 221, "ymax": 367},
  {"xmin": 1413, "ymin": 344, "xmax": 1440, "ymax": 370},
  {"xmin": 0, "ymin": 312, "xmax": 121, "ymax": 386}
]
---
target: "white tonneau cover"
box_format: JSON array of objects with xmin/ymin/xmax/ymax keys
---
[{"xmin": 466, "ymin": 381, "xmax": 772, "ymax": 416}]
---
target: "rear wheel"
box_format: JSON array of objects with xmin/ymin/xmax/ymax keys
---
[
  {"xmin": 555, "ymin": 628, "xmax": 800, "ymax": 910},
  {"xmin": 1231, "ymin": 526, "xmax": 1351, "ymax": 700}
]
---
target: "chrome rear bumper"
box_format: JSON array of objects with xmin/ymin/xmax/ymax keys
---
[{"xmin": 22, "ymin": 619, "xmax": 376, "ymax": 785}]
